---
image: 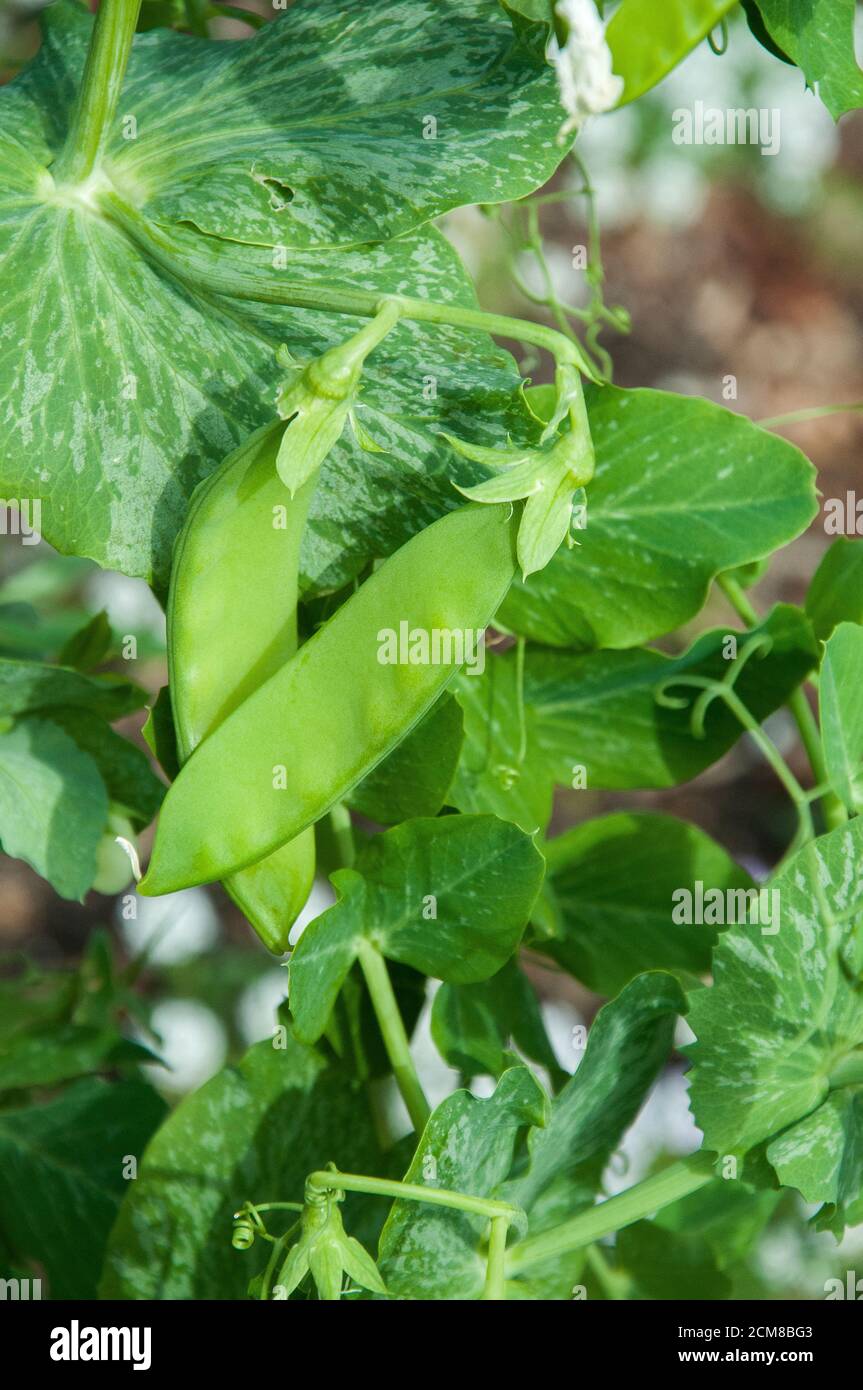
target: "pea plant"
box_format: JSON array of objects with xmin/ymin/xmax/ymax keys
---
[{"xmin": 1, "ymin": 0, "xmax": 862, "ymax": 1303}]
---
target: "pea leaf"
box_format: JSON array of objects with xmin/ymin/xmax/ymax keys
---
[
  {"xmin": 289, "ymin": 816, "xmax": 545, "ymax": 1044},
  {"xmin": 749, "ymin": 0, "xmax": 863, "ymax": 120},
  {"xmin": 613, "ymin": 1221, "xmax": 731, "ymax": 1301},
  {"xmin": 0, "ymin": 1027, "xmax": 154, "ymax": 1094},
  {"xmin": 431, "ymin": 957, "xmax": 563, "ymax": 1081},
  {"xmin": 100, "ymin": 1030, "xmax": 382, "ymax": 1299},
  {"xmin": 0, "ymin": 717, "xmax": 107, "ymax": 900},
  {"xmin": 451, "ymin": 606, "xmax": 818, "ymax": 827},
  {"xmin": 686, "ymin": 818, "xmax": 863, "ymax": 1231},
  {"xmin": 0, "ymin": 1078, "xmax": 166, "ymax": 1299},
  {"xmin": 806, "ymin": 538, "xmax": 863, "ymax": 640},
  {"xmin": 539, "ymin": 812, "xmax": 752, "ymax": 997},
  {"xmin": 655, "ymin": 1178, "xmax": 780, "ymax": 1271},
  {"xmin": 503, "ymin": 973, "xmax": 686, "ymax": 1215},
  {"xmin": 499, "ymin": 388, "xmax": 817, "ymax": 649},
  {"xmin": 766, "ymin": 1090, "xmax": 863, "ymax": 1239},
  {"xmin": 607, "ymin": 0, "xmax": 740, "ymax": 105},
  {"xmin": 820, "ymin": 623, "xmax": 863, "ymax": 814},
  {"xmin": 45, "ymin": 707, "xmax": 164, "ymax": 828},
  {"xmin": 1, "ymin": 1, "xmax": 564, "ymax": 589},
  {"xmin": 348, "ymin": 696, "xmax": 464, "ymax": 825},
  {"xmin": 377, "ymin": 1066, "xmax": 547, "ymax": 1300},
  {"xmin": 0, "ymin": 658, "xmax": 147, "ymax": 721},
  {"xmin": 57, "ymin": 611, "xmax": 112, "ymax": 671}
]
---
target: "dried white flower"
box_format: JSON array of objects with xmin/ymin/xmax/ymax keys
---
[{"xmin": 549, "ymin": 0, "xmax": 624, "ymax": 137}]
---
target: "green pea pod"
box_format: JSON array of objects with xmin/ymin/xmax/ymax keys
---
[
  {"xmin": 607, "ymin": 0, "xmax": 739, "ymax": 106},
  {"xmin": 140, "ymin": 502, "xmax": 519, "ymax": 895},
  {"xmin": 167, "ymin": 418, "xmax": 316, "ymax": 951}
]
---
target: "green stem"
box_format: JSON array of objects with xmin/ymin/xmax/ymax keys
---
[
  {"xmin": 758, "ymin": 402, "xmax": 863, "ymax": 430},
  {"xmin": 506, "ymin": 1153, "xmax": 715, "ymax": 1276},
  {"xmin": 328, "ymin": 803, "xmax": 356, "ymax": 869},
  {"xmin": 54, "ymin": 0, "xmax": 142, "ymax": 184},
  {"xmin": 717, "ymin": 573, "xmax": 847, "ymax": 831},
  {"xmin": 482, "ymin": 1215, "xmax": 509, "ymax": 1300},
  {"xmin": 356, "ymin": 940, "xmax": 430, "ymax": 1134},
  {"xmin": 829, "ymin": 1051, "xmax": 863, "ymax": 1090},
  {"xmin": 99, "ymin": 193, "xmax": 598, "ymax": 379},
  {"xmin": 307, "ymin": 1169, "xmax": 519, "ymax": 1223},
  {"xmin": 585, "ymin": 1243, "xmax": 631, "ymax": 1300}
]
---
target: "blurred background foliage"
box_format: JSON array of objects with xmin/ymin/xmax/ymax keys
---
[{"xmin": 2, "ymin": 0, "xmax": 862, "ymax": 1299}]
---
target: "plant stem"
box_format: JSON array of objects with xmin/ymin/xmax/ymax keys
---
[
  {"xmin": 328, "ymin": 803, "xmax": 356, "ymax": 869},
  {"xmin": 54, "ymin": 0, "xmax": 142, "ymax": 184},
  {"xmin": 758, "ymin": 402, "xmax": 863, "ymax": 430},
  {"xmin": 829, "ymin": 1051, "xmax": 863, "ymax": 1090},
  {"xmin": 506, "ymin": 1152, "xmax": 715, "ymax": 1276},
  {"xmin": 356, "ymin": 939, "xmax": 430, "ymax": 1134},
  {"xmin": 306, "ymin": 1168, "xmax": 519, "ymax": 1223},
  {"xmin": 585, "ymin": 1243, "xmax": 631, "ymax": 1300},
  {"xmin": 717, "ymin": 572, "xmax": 847, "ymax": 830},
  {"xmin": 482, "ymin": 1215, "xmax": 509, "ymax": 1300},
  {"xmin": 99, "ymin": 192, "xmax": 598, "ymax": 379}
]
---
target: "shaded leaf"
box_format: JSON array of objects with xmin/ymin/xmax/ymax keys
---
[
  {"xmin": 348, "ymin": 696, "xmax": 464, "ymax": 825},
  {"xmin": 540, "ymin": 812, "xmax": 752, "ymax": 997},
  {"xmin": 431, "ymin": 957, "xmax": 563, "ymax": 1081},
  {"xmin": 289, "ymin": 815, "xmax": 545, "ymax": 1043},
  {"xmin": 806, "ymin": 537, "xmax": 863, "ymax": 641}
]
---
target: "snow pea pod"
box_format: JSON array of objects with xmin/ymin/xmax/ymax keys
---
[
  {"xmin": 167, "ymin": 418, "xmax": 316, "ymax": 952},
  {"xmin": 607, "ymin": 0, "xmax": 739, "ymax": 106},
  {"xmin": 140, "ymin": 502, "xmax": 519, "ymax": 895}
]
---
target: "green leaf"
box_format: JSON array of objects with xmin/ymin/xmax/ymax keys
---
[
  {"xmin": 540, "ymin": 812, "xmax": 752, "ymax": 997},
  {"xmin": 377, "ymin": 1066, "xmax": 547, "ymax": 1299},
  {"xmin": 289, "ymin": 815, "xmax": 545, "ymax": 1043},
  {"xmin": 608, "ymin": 1, "xmax": 741, "ymax": 105},
  {"xmin": 452, "ymin": 606, "xmax": 817, "ymax": 825},
  {"xmin": 0, "ymin": 658, "xmax": 146, "ymax": 721},
  {"xmin": 806, "ymin": 538, "xmax": 863, "ymax": 641},
  {"xmin": 687, "ymin": 818, "xmax": 863, "ymax": 1229},
  {"xmin": 655, "ymin": 1178, "xmax": 780, "ymax": 1270},
  {"xmin": 431, "ymin": 957, "xmax": 563, "ymax": 1080},
  {"xmin": 0, "ymin": 1078, "xmax": 166, "ymax": 1298},
  {"xmin": 100, "ymin": 1030, "xmax": 382, "ymax": 1299},
  {"xmin": 613, "ymin": 1220, "xmax": 731, "ymax": 1301},
  {"xmin": 1, "ymin": 1, "xmax": 564, "ymax": 589},
  {"xmin": 0, "ymin": 1026, "xmax": 154, "ymax": 1094},
  {"xmin": 820, "ymin": 623, "xmax": 863, "ymax": 813},
  {"xmin": 57, "ymin": 610, "xmax": 112, "ymax": 671},
  {"xmin": 750, "ymin": 0, "xmax": 863, "ymax": 120},
  {"xmin": 766, "ymin": 1089, "xmax": 863, "ymax": 1238},
  {"xmin": 0, "ymin": 716, "xmax": 107, "ymax": 899},
  {"xmin": 141, "ymin": 685, "xmax": 180, "ymax": 782},
  {"xmin": 451, "ymin": 651, "xmax": 553, "ymax": 833},
  {"xmin": 348, "ymin": 696, "xmax": 464, "ymax": 825},
  {"xmin": 45, "ymin": 706, "xmax": 164, "ymax": 827},
  {"xmin": 503, "ymin": 973, "xmax": 686, "ymax": 1214},
  {"xmin": 499, "ymin": 387, "xmax": 817, "ymax": 649}
]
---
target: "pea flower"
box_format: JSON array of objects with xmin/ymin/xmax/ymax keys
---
[{"xmin": 549, "ymin": 0, "xmax": 623, "ymax": 136}]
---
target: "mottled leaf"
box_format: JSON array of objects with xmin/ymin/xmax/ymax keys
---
[{"xmin": 820, "ymin": 623, "xmax": 863, "ymax": 812}]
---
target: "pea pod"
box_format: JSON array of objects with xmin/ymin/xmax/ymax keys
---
[
  {"xmin": 140, "ymin": 502, "xmax": 519, "ymax": 895},
  {"xmin": 607, "ymin": 0, "xmax": 739, "ymax": 106},
  {"xmin": 167, "ymin": 418, "xmax": 316, "ymax": 952},
  {"xmin": 163, "ymin": 305, "xmax": 403, "ymax": 949}
]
